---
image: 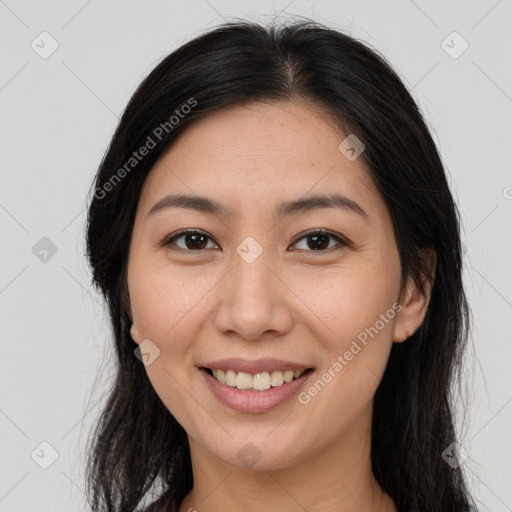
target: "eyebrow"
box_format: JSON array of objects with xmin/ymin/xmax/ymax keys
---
[{"xmin": 148, "ymin": 193, "xmax": 368, "ymax": 220}]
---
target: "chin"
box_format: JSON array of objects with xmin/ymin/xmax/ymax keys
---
[{"xmin": 204, "ymin": 433, "xmax": 311, "ymax": 472}]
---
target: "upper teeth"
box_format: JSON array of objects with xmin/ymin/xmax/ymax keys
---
[{"xmin": 211, "ymin": 369, "xmax": 306, "ymax": 391}]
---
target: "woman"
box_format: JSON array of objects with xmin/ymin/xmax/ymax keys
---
[{"xmin": 85, "ymin": 19, "xmax": 475, "ymax": 512}]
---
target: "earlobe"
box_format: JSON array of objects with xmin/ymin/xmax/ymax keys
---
[{"xmin": 130, "ymin": 323, "xmax": 141, "ymax": 344}]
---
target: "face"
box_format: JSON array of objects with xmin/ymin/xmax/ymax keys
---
[{"xmin": 127, "ymin": 99, "xmax": 421, "ymax": 471}]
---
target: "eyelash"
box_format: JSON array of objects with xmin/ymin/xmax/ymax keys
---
[{"xmin": 158, "ymin": 229, "xmax": 350, "ymax": 254}]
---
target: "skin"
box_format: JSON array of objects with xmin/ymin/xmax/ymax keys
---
[{"xmin": 127, "ymin": 99, "xmax": 435, "ymax": 512}]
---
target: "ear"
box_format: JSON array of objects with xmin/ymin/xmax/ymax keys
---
[
  {"xmin": 393, "ymin": 248, "xmax": 437, "ymax": 343},
  {"xmin": 130, "ymin": 323, "xmax": 142, "ymax": 345},
  {"xmin": 121, "ymin": 280, "xmax": 139, "ymax": 342}
]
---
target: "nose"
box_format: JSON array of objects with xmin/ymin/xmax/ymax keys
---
[{"xmin": 212, "ymin": 246, "xmax": 294, "ymax": 341}]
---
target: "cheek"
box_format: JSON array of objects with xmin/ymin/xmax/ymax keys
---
[
  {"xmin": 128, "ymin": 257, "xmax": 214, "ymax": 345},
  {"xmin": 296, "ymin": 261, "xmax": 399, "ymax": 405},
  {"xmin": 128, "ymin": 260, "xmax": 215, "ymax": 431},
  {"xmin": 299, "ymin": 260, "xmax": 400, "ymax": 345}
]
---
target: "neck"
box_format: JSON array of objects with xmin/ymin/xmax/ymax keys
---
[{"xmin": 178, "ymin": 407, "xmax": 396, "ymax": 512}]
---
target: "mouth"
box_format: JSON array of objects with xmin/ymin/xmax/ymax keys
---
[{"xmin": 201, "ymin": 367, "xmax": 315, "ymax": 392}]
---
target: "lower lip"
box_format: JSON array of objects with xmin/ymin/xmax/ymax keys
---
[{"xmin": 201, "ymin": 368, "xmax": 314, "ymax": 413}]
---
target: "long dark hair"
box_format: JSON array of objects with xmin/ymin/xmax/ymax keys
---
[{"xmin": 85, "ymin": 19, "xmax": 474, "ymax": 512}]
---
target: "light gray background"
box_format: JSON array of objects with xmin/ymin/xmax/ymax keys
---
[{"xmin": 0, "ymin": 1, "xmax": 511, "ymax": 511}]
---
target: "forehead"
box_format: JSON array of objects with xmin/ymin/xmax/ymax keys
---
[{"xmin": 138, "ymin": 100, "xmax": 382, "ymax": 219}]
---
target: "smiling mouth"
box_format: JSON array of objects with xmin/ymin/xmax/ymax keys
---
[{"xmin": 202, "ymin": 367, "xmax": 314, "ymax": 392}]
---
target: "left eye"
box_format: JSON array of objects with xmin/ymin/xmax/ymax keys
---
[
  {"xmin": 160, "ymin": 229, "xmax": 348, "ymax": 253},
  {"xmin": 291, "ymin": 230, "xmax": 348, "ymax": 252}
]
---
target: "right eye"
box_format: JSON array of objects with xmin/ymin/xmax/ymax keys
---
[{"xmin": 159, "ymin": 229, "xmax": 219, "ymax": 252}]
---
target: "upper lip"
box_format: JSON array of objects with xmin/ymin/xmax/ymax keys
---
[{"xmin": 201, "ymin": 358, "xmax": 314, "ymax": 374}]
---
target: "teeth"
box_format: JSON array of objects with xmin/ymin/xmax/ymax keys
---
[
  {"xmin": 211, "ymin": 368, "xmax": 307, "ymax": 390},
  {"xmin": 283, "ymin": 370, "xmax": 294, "ymax": 382},
  {"xmin": 235, "ymin": 371, "xmax": 253, "ymax": 390},
  {"xmin": 270, "ymin": 370, "xmax": 284, "ymax": 387},
  {"xmin": 216, "ymin": 369, "xmax": 226, "ymax": 384},
  {"xmin": 225, "ymin": 369, "xmax": 237, "ymax": 387},
  {"xmin": 253, "ymin": 372, "xmax": 271, "ymax": 391}
]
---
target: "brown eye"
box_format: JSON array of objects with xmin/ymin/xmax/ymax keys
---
[
  {"xmin": 160, "ymin": 230, "xmax": 218, "ymax": 251},
  {"xmin": 291, "ymin": 230, "xmax": 348, "ymax": 252}
]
